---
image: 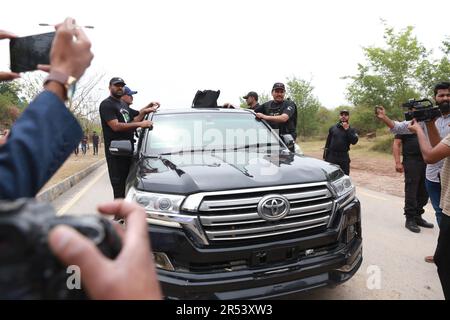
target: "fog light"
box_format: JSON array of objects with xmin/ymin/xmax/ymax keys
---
[{"xmin": 153, "ymin": 252, "xmax": 175, "ymax": 271}]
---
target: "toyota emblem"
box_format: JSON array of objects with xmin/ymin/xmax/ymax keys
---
[{"xmin": 257, "ymin": 195, "xmax": 290, "ymax": 221}]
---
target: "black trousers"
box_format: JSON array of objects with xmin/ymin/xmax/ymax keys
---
[
  {"xmin": 325, "ymin": 152, "xmax": 350, "ymax": 175},
  {"xmin": 403, "ymin": 159, "xmax": 428, "ymax": 219},
  {"xmin": 93, "ymin": 143, "xmax": 98, "ymax": 155},
  {"xmin": 105, "ymin": 154, "xmax": 132, "ymax": 199},
  {"xmin": 434, "ymin": 214, "xmax": 450, "ymax": 300}
]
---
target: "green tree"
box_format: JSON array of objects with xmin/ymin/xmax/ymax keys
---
[
  {"xmin": 0, "ymin": 81, "xmax": 24, "ymax": 127},
  {"xmin": 315, "ymin": 106, "xmax": 336, "ymax": 138},
  {"xmin": 286, "ymin": 77, "xmax": 322, "ymax": 138},
  {"xmin": 345, "ymin": 23, "xmax": 450, "ymax": 124}
]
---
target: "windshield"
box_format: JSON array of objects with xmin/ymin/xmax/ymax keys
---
[{"xmin": 143, "ymin": 112, "xmax": 282, "ymax": 155}]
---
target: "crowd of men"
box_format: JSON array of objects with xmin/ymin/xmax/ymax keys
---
[{"xmin": 0, "ymin": 17, "xmax": 450, "ymax": 300}]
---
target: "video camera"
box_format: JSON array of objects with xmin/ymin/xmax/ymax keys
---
[
  {"xmin": 403, "ymin": 98, "xmax": 442, "ymax": 122},
  {"xmin": 0, "ymin": 199, "xmax": 122, "ymax": 299}
]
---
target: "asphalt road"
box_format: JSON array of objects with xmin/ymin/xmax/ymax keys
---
[{"xmin": 51, "ymin": 163, "xmax": 444, "ymax": 299}]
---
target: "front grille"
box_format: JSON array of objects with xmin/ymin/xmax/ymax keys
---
[{"xmin": 198, "ymin": 183, "xmax": 334, "ymax": 242}]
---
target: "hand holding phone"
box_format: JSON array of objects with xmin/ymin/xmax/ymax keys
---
[{"xmin": 9, "ymin": 32, "xmax": 55, "ymax": 73}]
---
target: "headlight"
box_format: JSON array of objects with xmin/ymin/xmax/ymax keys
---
[
  {"xmin": 126, "ymin": 187, "xmax": 185, "ymax": 214},
  {"xmin": 331, "ymin": 176, "xmax": 354, "ymax": 198},
  {"xmin": 126, "ymin": 187, "xmax": 187, "ymax": 228},
  {"xmin": 331, "ymin": 176, "xmax": 356, "ymax": 209}
]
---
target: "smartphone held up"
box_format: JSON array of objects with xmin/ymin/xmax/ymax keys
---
[{"xmin": 9, "ymin": 32, "xmax": 55, "ymax": 73}]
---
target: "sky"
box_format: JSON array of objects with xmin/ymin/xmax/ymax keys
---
[{"xmin": 1, "ymin": 0, "xmax": 449, "ymax": 110}]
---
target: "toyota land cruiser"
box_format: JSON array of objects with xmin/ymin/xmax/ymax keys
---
[{"xmin": 112, "ymin": 107, "xmax": 362, "ymax": 299}]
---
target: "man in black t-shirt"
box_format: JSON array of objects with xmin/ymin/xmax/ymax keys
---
[
  {"xmin": 255, "ymin": 83, "xmax": 297, "ymax": 151},
  {"xmin": 99, "ymin": 77, "xmax": 159, "ymax": 199}
]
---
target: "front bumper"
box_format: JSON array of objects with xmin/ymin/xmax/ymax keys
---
[{"xmin": 149, "ymin": 199, "xmax": 362, "ymax": 300}]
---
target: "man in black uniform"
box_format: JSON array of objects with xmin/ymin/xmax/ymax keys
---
[
  {"xmin": 255, "ymin": 83, "xmax": 297, "ymax": 151},
  {"xmin": 92, "ymin": 131, "xmax": 100, "ymax": 155},
  {"xmin": 243, "ymin": 91, "xmax": 262, "ymax": 111},
  {"xmin": 99, "ymin": 77, "xmax": 159, "ymax": 199},
  {"xmin": 323, "ymin": 110, "xmax": 359, "ymax": 175},
  {"xmin": 393, "ymin": 134, "xmax": 430, "ymax": 233}
]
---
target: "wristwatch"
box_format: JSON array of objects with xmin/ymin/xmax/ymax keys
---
[{"xmin": 44, "ymin": 71, "xmax": 77, "ymax": 100}]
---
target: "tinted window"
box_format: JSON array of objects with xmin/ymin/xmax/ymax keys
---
[{"xmin": 144, "ymin": 112, "xmax": 281, "ymax": 155}]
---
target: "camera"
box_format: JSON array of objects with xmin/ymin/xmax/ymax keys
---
[
  {"xmin": 0, "ymin": 198, "xmax": 122, "ymax": 299},
  {"xmin": 403, "ymin": 98, "xmax": 442, "ymax": 122}
]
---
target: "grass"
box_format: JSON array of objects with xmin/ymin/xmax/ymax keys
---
[{"xmin": 298, "ymin": 134, "xmax": 394, "ymax": 161}]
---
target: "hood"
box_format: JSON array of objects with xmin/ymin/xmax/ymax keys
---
[{"xmin": 133, "ymin": 150, "xmax": 340, "ymax": 194}]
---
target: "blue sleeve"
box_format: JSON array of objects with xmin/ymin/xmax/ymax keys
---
[{"xmin": 0, "ymin": 91, "xmax": 82, "ymax": 200}]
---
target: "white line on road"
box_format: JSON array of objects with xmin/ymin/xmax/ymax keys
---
[
  {"xmin": 57, "ymin": 168, "xmax": 108, "ymax": 216},
  {"xmin": 358, "ymin": 189, "xmax": 434, "ymax": 215},
  {"xmin": 358, "ymin": 190, "xmax": 388, "ymax": 201}
]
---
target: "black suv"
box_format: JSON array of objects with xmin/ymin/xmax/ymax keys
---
[{"xmin": 111, "ymin": 108, "xmax": 362, "ymax": 299}]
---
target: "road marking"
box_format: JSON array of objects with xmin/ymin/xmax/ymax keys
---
[
  {"xmin": 57, "ymin": 168, "xmax": 108, "ymax": 216},
  {"xmin": 357, "ymin": 189, "xmax": 434, "ymax": 215},
  {"xmin": 357, "ymin": 190, "xmax": 387, "ymax": 201}
]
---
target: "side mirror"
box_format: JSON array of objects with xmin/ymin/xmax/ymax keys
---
[
  {"xmin": 281, "ymin": 134, "xmax": 295, "ymax": 150},
  {"xmin": 109, "ymin": 140, "xmax": 133, "ymax": 156}
]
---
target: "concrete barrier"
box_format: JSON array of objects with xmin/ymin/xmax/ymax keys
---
[{"xmin": 37, "ymin": 159, "xmax": 106, "ymax": 202}]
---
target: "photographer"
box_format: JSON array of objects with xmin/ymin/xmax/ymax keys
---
[
  {"xmin": 48, "ymin": 200, "xmax": 162, "ymax": 299},
  {"xmin": 323, "ymin": 110, "xmax": 359, "ymax": 175},
  {"xmin": 376, "ymin": 83, "xmax": 450, "ymax": 231},
  {"xmin": 408, "ymin": 120, "xmax": 450, "ymax": 300},
  {"xmin": 0, "ymin": 18, "xmax": 161, "ymax": 300},
  {"xmin": 0, "ymin": 19, "xmax": 90, "ymax": 199}
]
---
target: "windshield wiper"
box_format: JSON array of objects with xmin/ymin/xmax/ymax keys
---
[
  {"xmin": 232, "ymin": 142, "xmax": 280, "ymax": 151},
  {"xmin": 159, "ymin": 147, "xmax": 210, "ymax": 156}
]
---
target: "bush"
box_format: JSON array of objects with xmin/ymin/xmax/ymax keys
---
[{"xmin": 370, "ymin": 135, "xmax": 394, "ymax": 154}]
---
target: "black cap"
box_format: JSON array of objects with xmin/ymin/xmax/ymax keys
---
[
  {"xmin": 109, "ymin": 77, "xmax": 126, "ymax": 86},
  {"xmin": 340, "ymin": 110, "xmax": 350, "ymax": 115},
  {"xmin": 272, "ymin": 82, "xmax": 285, "ymax": 91},
  {"xmin": 243, "ymin": 91, "xmax": 258, "ymax": 101}
]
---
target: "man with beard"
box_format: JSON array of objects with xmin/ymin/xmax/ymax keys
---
[
  {"xmin": 99, "ymin": 77, "xmax": 159, "ymax": 199},
  {"xmin": 255, "ymin": 83, "xmax": 297, "ymax": 151},
  {"xmin": 376, "ymin": 82, "xmax": 450, "ymax": 260},
  {"xmin": 323, "ymin": 110, "xmax": 359, "ymax": 175}
]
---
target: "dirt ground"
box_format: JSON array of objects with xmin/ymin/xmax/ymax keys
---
[
  {"xmin": 41, "ymin": 145, "xmax": 105, "ymax": 192},
  {"xmin": 303, "ymin": 147, "xmax": 405, "ymax": 198}
]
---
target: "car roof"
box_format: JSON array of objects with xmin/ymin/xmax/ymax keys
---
[{"xmin": 152, "ymin": 108, "xmax": 254, "ymax": 116}]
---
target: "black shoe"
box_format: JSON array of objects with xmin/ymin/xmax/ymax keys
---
[
  {"xmin": 405, "ymin": 219, "xmax": 420, "ymax": 233},
  {"xmin": 415, "ymin": 217, "xmax": 434, "ymax": 228}
]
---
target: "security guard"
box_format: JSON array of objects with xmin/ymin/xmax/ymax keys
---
[
  {"xmin": 255, "ymin": 83, "xmax": 297, "ymax": 151},
  {"xmin": 323, "ymin": 110, "xmax": 358, "ymax": 175},
  {"xmin": 393, "ymin": 133, "xmax": 431, "ymax": 233}
]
